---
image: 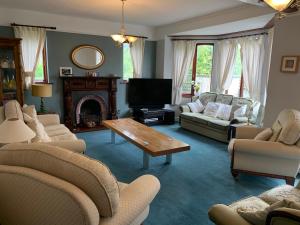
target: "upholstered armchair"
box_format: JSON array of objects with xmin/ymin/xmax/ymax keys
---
[
  {"xmin": 228, "ymin": 109, "xmax": 300, "ymax": 185},
  {"xmin": 0, "ymin": 143, "xmax": 160, "ymax": 225}
]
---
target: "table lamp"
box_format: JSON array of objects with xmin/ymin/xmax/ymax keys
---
[
  {"xmin": 0, "ymin": 118, "xmax": 36, "ymax": 144},
  {"xmin": 32, "ymin": 83, "xmax": 52, "ymax": 113}
]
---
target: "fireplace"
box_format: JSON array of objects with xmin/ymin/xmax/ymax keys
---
[
  {"xmin": 61, "ymin": 76, "xmax": 120, "ymax": 132},
  {"xmin": 75, "ymin": 95, "xmax": 107, "ymax": 128}
]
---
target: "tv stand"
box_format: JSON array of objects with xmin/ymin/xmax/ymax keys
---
[{"xmin": 132, "ymin": 108, "xmax": 175, "ymax": 126}]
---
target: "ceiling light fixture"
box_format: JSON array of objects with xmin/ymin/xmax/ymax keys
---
[{"xmin": 111, "ymin": 0, "xmax": 138, "ymax": 45}]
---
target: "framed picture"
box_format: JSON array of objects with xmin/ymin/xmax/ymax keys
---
[
  {"xmin": 59, "ymin": 67, "xmax": 73, "ymax": 76},
  {"xmin": 281, "ymin": 56, "xmax": 300, "ymax": 73}
]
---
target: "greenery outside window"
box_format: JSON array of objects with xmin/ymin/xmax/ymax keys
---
[
  {"xmin": 182, "ymin": 44, "xmax": 214, "ymax": 96},
  {"xmin": 123, "ymin": 43, "xmax": 133, "ymax": 81},
  {"xmin": 34, "ymin": 45, "xmax": 48, "ymax": 83}
]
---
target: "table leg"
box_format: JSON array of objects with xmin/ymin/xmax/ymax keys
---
[
  {"xmin": 143, "ymin": 152, "xmax": 150, "ymax": 169},
  {"xmin": 111, "ymin": 130, "xmax": 115, "ymax": 144},
  {"xmin": 166, "ymin": 154, "xmax": 172, "ymax": 164}
]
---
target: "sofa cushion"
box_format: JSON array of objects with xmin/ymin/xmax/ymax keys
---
[
  {"xmin": 26, "ymin": 119, "xmax": 51, "ymax": 143},
  {"xmin": 0, "ymin": 143, "xmax": 120, "ymax": 217},
  {"xmin": 51, "ymin": 133, "xmax": 77, "ymax": 142},
  {"xmin": 234, "ymin": 105, "xmax": 247, "ymax": 118},
  {"xmin": 231, "ymin": 97, "xmax": 252, "ymax": 120},
  {"xmin": 22, "ymin": 105, "xmax": 38, "ymax": 120},
  {"xmin": 181, "ymin": 113, "xmax": 209, "ymax": 125},
  {"xmin": 187, "ymin": 99, "xmax": 205, "ymax": 113},
  {"xmin": 277, "ymin": 109, "xmax": 300, "ymax": 145},
  {"xmin": 4, "ymin": 100, "xmax": 23, "ymax": 121},
  {"xmin": 254, "ymin": 128, "xmax": 273, "ymax": 141},
  {"xmin": 0, "ymin": 106, "xmax": 4, "ymax": 124},
  {"xmin": 198, "ymin": 92, "xmax": 217, "ymax": 106},
  {"xmin": 269, "ymin": 120, "xmax": 282, "ymax": 142},
  {"xmin": 207, "ymin": 119, "xmax": 230, "ymax": 131},
  {"xmin": 45, "ymin": 125, "xmax": 70, "ymax": 137},
  {"xmin": 216, "ymin": 94, "xmax": 233, "ymax": 105},
  {"xmin": 216, "ymin": 104, "xmax": 232, "ymax": 121},
  {"xmin": 203, "ymin": 102, "xmax": 220, "ymax": 118},
  {"xmin": 259, "ymin": 185, "xmax": 300, "ymax": 205}
]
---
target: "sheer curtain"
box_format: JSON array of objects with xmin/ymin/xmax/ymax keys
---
[
  {"xmin": 211, "ymin": 39, "xmax": 238, "ymax": 93},
  {"xmin": 172, "ymin": 40, "xmax": 197, "ymax": 105},
  {"xmin": 14, "ymin": 26, "xmax": 46, "ymax": 89},
  {"xmin": 239, "ymin": 32, "xmax": 273, "ymax": 105},
  {"xmin": 130, "ymin": 38, "xmax": 145, "ymax": 78}
]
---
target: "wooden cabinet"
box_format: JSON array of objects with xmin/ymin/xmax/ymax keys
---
[{"xmin": 0, "ymin": 38, "xmax": 24, "ymax": 106}]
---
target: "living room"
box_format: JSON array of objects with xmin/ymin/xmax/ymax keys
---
[{"xmin": 0, "ymin": 0, "xmax": 300, "ymax": 225}]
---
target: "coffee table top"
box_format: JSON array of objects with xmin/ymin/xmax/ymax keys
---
[{"xmin": 103, "ymin": 118, "xmax": 190, "ymax": 156}]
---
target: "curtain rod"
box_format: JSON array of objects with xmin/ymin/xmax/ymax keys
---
[
  {"xmin": 171, "ymin": 32, "xmax": 268, "ymax": 41},
  {"xmin": 11, "ymin": 23, "xmax": 56, "ymax": 30}
]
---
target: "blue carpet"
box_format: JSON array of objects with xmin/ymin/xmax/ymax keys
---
[{"xmin": 77, "ymin": 123, "xmax": 285, "ymax": 225}]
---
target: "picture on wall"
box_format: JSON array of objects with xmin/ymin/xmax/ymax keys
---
[
  {"xmin": 281, "ymin": 56, "xmax": 300, "ymax": 73},
  {"xmin": 59, "ymin": 67, "xmax": 73, "ymax": 76}
]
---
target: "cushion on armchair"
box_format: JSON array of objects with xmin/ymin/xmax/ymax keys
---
[
  {"xmin": 4, "ymin": 100, "xmax": 23, "ymax": 121},
  {"xmin": 254, "ymin": 128, "xmax": 273, "ymax": 141}
]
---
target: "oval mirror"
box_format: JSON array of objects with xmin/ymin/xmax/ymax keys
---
[{"xmin": 71, "ymin": 45, "xmax": 105, "ymax": 70}]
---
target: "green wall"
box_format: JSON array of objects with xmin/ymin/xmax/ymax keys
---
[{"xmin": 0, "ymin": 26, "xmax": 156, "ymax": 118}]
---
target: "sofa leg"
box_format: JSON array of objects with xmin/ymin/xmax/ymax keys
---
[
  {"xmin": 231, "ymin": 170, "xmax": 239, "ymax": 179},
  {"xmin": 285, "ymin": 177, "xmax": 295, "ymax": 186}
]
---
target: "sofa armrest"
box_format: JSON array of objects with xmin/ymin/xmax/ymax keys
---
[
  {"xmin": 37, "ymin": 114, "xmax": 60, "ymax": 126},
  {"xmin": 0, "ymin": 165, "xmax": 99, "ymax": 225},
  {"xmin": 46, "ymin": 139, "xmax": 86, "ymax": 154},
  {"xmin": 101, "ymin": 175, "xmax": 160, "ymax": 225},
  {"xmin": 233, "ymin": 139, "xmax": 300, "ymax": 160},
  {"xmin": 180, "ymin": 105, "xmax": 191, "ymax": 113},
  {"xmin": 266, "ymin": 208, "xmax": 300, "ymax": 225},
  {"xmin": 235, "ymin": 126, "xmax": 265, "ymax": 139},
  {"xmin": 208, "ymin": 204, "xmax": 252, "ymax": 225}
]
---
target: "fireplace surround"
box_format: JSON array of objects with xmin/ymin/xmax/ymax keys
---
[{"xmin": 62, "ymin": 76, "xmax": 119, "ymax": 132}]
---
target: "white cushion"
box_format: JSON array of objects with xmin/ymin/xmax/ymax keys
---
[
  {"xmin": 4, "ymin": 100, "xmax": 23, "ymax": 121},
  {"xmin": 254, "ymin": 128, "xmax": 273, "ymax": 141},
  {"xmin": 187, "ymin": 99, "xmax": 205, "ymax": 113},
  {"xmin": 230, "ymin": 196, "xmax": 269, "ymax": 212},
  {"xmin": 203, "ymin": 102, "xmax": 220, "ymax": 118},
  {"xmin": 26, "ymin": 118, "xmax": 51, "ymax": 143},
  {"xmin": 269, "ymin": 120, "xmax": 282, "ymax": 142},
  {"xmin": 234, "ymin": 105, "xmax": 247, "ymax": 118},
  {"xmin": 216, "ymin": 104, "xmax": 232, "ymax": 121},
  {"xmin": 22, "ymin": 105, "xmax": 37, "ymax": 120}
]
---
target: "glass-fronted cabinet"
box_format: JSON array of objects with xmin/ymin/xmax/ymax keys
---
[{"xmin": 0, "ymin": 38, "xmax": 23, "ymax": 106}]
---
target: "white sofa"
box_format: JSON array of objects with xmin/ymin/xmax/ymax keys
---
[
  {"xmin": 228, "ymin": 109, "xmax": 300, "ymax": 185},
  {"xmin": 0, "ymin": 100, "xmax": 86, "ymax": 153},
  {"xmin": 0, "ymin": 143, "xmax": 160, "ymax": 225}
]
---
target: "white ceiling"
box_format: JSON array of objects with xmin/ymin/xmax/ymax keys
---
[
  {"xmin": 175, "ymin": 14, "xmax": 274, "ymax": 35},
  {"xmin": 0, "ymin": 0, "xmax": 244, "ymax": 27}
]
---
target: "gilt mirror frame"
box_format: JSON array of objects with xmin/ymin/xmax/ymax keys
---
[{"xmin": 71, "ymin": 45, "xmax": 105, "ymax": 70}]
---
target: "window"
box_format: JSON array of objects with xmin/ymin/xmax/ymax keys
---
[
  {"xmin": 123, "ymin": 43, "xmax": 133, "ymax": 81},
  {"xmin": 225, "ymin": 44, "xmax": 249, "ymax": 98},
  {"xmin": 34, "ymin": 45, "xmax": 48, "ymax": 83},
  {"xmin": 182, "ymin": 44, "xmax": 214, "ymax": 96}
]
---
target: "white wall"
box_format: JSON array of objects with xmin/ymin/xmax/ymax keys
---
[{"xmin": 264, "ymin": 14, "xmax": 300, "ymax": 127}]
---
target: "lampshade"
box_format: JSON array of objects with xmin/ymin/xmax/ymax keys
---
[
  {"xmin": 32, "ymin": 83, "xmax": 52, "ymax": 98},
  {"xmin": 0, "ymin": 118, "xmax": 36, "ymax": 144},
  {"xmin": 264, "ymin": 0, "xmax": 294, "ymax": 11}
]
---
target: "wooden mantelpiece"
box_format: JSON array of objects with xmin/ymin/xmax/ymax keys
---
[{"xmin": 61, "ymin": 76, "xmax": 120, "ymax": 132}]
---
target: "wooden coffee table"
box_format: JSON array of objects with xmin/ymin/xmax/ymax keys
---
[{"xmin": 103, "ymin": 118, "xmax": 190, "ymax": 169}]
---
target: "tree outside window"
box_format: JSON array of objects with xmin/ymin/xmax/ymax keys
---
[{"xmin": 123, "ymin": 43, "xmax": 133, "ymax": 81}]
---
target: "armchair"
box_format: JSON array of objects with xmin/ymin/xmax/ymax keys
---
[
  {"xmin": 228, "ymin": 109, "xmax": 300, "ymax": 185},
  {"xmin": 0, "ymin": 143, "xmax": 160, "ymax": 225}
]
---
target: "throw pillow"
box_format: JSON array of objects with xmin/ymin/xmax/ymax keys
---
[
  {"xmin": 203, "ymin": 102, "xmax": 220, "ymax": 118},
  {"xmin": 254, "ymin": 128, "xmax": 273, "ymax": 141},
  {"xmin": 216, "ymin": 104, "xmax": 232, "ymax": 121},
  {"xmin": 4, "ymin": 100, "xmax": 24, "ymax": 121},
  {"xmin": 269, "ymin": 120, "xmax": 282, "ymax": 142},
  {"xmin": 187, "ymin": 99, "xmax": 205, "ymax": 113},
  {"xmin": 22, "ymin": 105, "xmax": 38, "ymax": 120},
  {"xmin": 234, "ymin": 105, "xmax": 247, "ymax": 118},
  {"xmin": 238, "ymin": 199, "xmax": 300, "ymax": 225},
  {"xmin": 26, "ymin": 117, "xmax": 51, "ymax": 143}
]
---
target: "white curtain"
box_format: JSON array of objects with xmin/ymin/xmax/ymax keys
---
[
  {"xmin": 130, "ymin": 38, "xmax": 145, "ymax": 78},
  {"xmin": 14, "ymin": 26, "xmax": 46, "ymax": 89},
  {"xmin": 239, "ymin": 32, "xmax": 273, "ymax": 105},
  {"xmin": 211, "ymin": 39, "xmax": 238, "ymax": 93},
  {"xmin": 172, "ymin": 40, "xmax": 197, "ymax": 105}
]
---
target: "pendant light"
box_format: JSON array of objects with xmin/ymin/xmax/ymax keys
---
[{"xmin": 264, "ymin": 0, "xmax": 294, "ymax": 11}]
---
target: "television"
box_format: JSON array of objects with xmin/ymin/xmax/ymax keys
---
[{"xmin": 128, "ymin": 78, "xmax": 172, "ymax": 109}]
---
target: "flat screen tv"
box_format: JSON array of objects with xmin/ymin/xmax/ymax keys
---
[{"xmin": 128, "ymin": 78, "xmax": 172, "ymax": 109}]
